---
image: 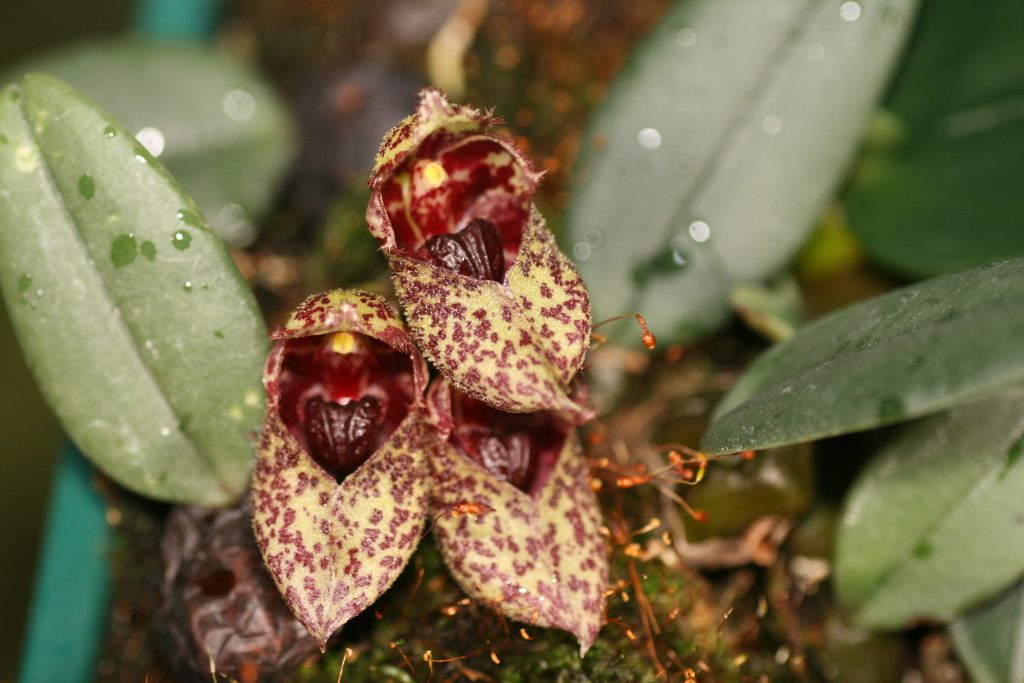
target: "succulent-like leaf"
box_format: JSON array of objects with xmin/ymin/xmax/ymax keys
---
[
  {"xmin": 3, "ymin": 37, "xmax": 295, "ymax": 246},
  {"xmin": 564, "ymin": 0, "xmax": 919, "ymax": 346},
  {"xmin": 389, "ymin": 207, "xmax": 592, "ymax": 418},
  {"xmin": 847, "ymin": 0, "xmax": 1024, "ymax": 277},
  {"xmin": 252, "ymin": 290, "xmax": 432, "ymax": 648},
  {"xmin": 835, "ymin": 387, "xmax": 1024, "ymax": 628},
  {"xmin": 703, "ymin": 258, "xmax": 1024, "ymax": 455},
  {"xmin": 950, "ymin": 579, "xmax": 1024, "ymax": 683},
  {"xmin": 429, "ymin": 383, "xmax": 607, "ymax": 654},
  {"xmin": 0, "ymin": 75, "xmax": 267, "ymax": 505}
]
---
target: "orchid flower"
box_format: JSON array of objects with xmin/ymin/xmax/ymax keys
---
[
  {"xmin": 366, "ymin": 89, "xmax": 593, "ymax": 420},
  {"xmin": 251, "ymin": 290, "xmax": 433, "ymax": 649},
  {"xmin": 427, "ymin": 380, "xmax": 607, "ymax": 654}
]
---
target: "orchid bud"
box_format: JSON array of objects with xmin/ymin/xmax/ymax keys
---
[
  {"xmin": 427, "ymin": 380, "xmax": 608, "ymax": 655},
  {"xmin": 251, "ymin": 290, "xmax": 433, "ymax": 649},
  {"xmin": 367, "ymin": 89, "xmax": 593, "ymax": 420}
]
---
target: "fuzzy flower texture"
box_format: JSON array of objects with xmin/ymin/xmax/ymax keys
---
[{"xmin": 252, "ymin": 90, "xmax": 606, "ymax": 656}]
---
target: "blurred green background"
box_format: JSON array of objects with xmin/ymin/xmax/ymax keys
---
[{"xmin": 0, "ymin": 3, "xmax": 135, "ymax": 680}]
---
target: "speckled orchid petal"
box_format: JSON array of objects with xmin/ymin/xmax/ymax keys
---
[
  {"xmin": 252, "ymin": 290, "xmax": 432, "ymax": 649},
  {"xmin": 429, "ymin": 383, "xmax": 608, "ymax": 655},
  {"xmin": 390, "ymin": 206, "xmax": 592, "ymax": 418}
]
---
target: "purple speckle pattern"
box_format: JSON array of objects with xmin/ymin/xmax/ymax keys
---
[
  {"xmin": 430, "ymin": 426, "xmax": 607, "ymax": 654},
  {"xmin": 252, "ymin": 290, "xmax": 432, "ymax": 649},
  {"xmin": 388, "ymin": 208, "xmax": 592, "ymax": 419}
]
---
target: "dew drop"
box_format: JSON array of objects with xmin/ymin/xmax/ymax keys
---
[
  {"xmin": 675, "ymin": 27, "xmax": 697, "ymax": 47},
  {"xmin": 572, "ymin": 242, "xmax": 593, "ymax": 261},
  {"xmin": 610, "ymin": 160, "xmax": 629, "ymax": 178},
  {"xmin": 671, "ymin": 248, "xmax": 688, "ymax": 266},
  {"xmin": 803, "ymin": 41, "xmax": 825, "ymax": 61},
  {"xmin": 637, "ymin": 127, "xmax": 663, "ymax": 150},
  {"xmin": 171, "ymin": 230, "xmax": 192, "ymax": 251},
  {"xmin": 34, "ymin": 288, "xmax": 43, "ymax": 297},
  {"xmin": 761, "ymin": 115, "xmax": 783, "ymax": 135},
  {"xmin": 839, "ymin": 1, "xmax": 862, "ymax": 22},
  {"xmin": 18, "ymin": 273, "xmax": 32, "ymax": 292},
  {"xmin": 912, "ymin": 539, "xmax": 934, "ymax": 559},
  {"xmin": 183, "ymin": 281, "xmax": 193, "ymax": 293},
  {"xmin": 78, "ymin": 174, "xmax": 95, "ymax": 200},
  {"xmin": 10, "ymin": 90, "xmax": 20, "ymax": 102},
  {"xmin": 222, "ymin": 89, "xmax": 257, "ymax": 122},
  {"xmin": 672, "ymin": 155, "xmax": 695, "ymax": 176},
  {"xmin": 103, "ymin": 126, "xmax": 117, "ymax": 139},
  {"xmin": 175, "ymin": 209, "xmax": 203, "ymax": 228},
  {"xmin": 688, "ymin": 220, "xmax": 711, "ymax": 243},
  {"xmin": 883, "ymin": 10, "xmax": 904, "ymax": 28},
  {"xmin": 583, "ymin": 229, "xmax": 604, "ymax": 248},
  {"xmin": 110, "ymin": 234, "xmax": 138, "ymax": 268},
  {"xmin": 140, "ymin": 240, "xmax": 157, "ymax": 261},
  {"xmin": 135, "ymin": 127, "xmax": 165, "ymax": 157},
  {"xmin": 213, "ymin": 330, "xmax": 225, "ymax": 339}
]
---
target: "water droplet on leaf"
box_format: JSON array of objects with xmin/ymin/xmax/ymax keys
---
[
  {"xmin": 175, "ymin": 209, "xmax": 203, "ymax": 228},
  {"xmin": 171, "ymin": 230, "xmax": 192, "ymax": 251},
  {"xmin": 110, "ymin": 234, "xmax": 138, "ymax": 267},
  {"xmin": 135, "ymin": 127, "xmax": 165, "ymax": 157},
  {"xmin": 78, "ymin": 174, "xmax": 95, "ymax": 199},
  {"xmin": 18, "ymin": 273, "xmax": 32, "ymax": 292},
  {"xmin": 103, "ymin": 126, "xmax": 117, "ymax": 139},
  {"xmin": 637, "ymin": 127, "xmax": 663, "ymax": 150},
  {"xmin": 839, "ymin": 1, "xmax": 862, "ymax": 22},
  {"xmin": 140, "ymin": 240, "xmax": 157, "ymax": 261},
  {"xmin": 675, "ymin": 27, "xmax": 697, "ymax": 47}
]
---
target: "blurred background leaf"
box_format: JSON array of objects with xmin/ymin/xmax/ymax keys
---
[
  {"xmin": 846, "ymin": 0, "xmax": 1024, "ymax": 278},
  {"xmin": 834, "ymin": 387, "xmax": 1024, "ymax": 628},
  {"xmin": 0, "ymin": 74, "xmax": 267, "ymax": 504},
  {"xmin": 564, "ymin": 0, "xmax": 918, "ymax": 347},
  {"xmin": 703, "ymin": 258, "xmax": 1024, "ymax": 454},
  {"xmin": 3, "ymin": 37, "xmax": 295, "ymax": 247},
  {"xmin": 950, "ymin": 579, "xmax": 1024, "ymax": 683}
]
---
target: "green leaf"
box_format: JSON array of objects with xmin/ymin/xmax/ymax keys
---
[
  {"xmin": 0, "ymin": 75, "xmax": 268, "ymax": 505},
  {"xmin": 834, "ymin": 388, "xmax": 1024, "ymax": 629},
  {"xmin": 564, "ymin": 0, "xmax": 918, "ymax": 346},
  {"xmin": 4, "ymin": 37, "xmax": 294, "ymax": 246},
  {"xmin": 847, "ymin": 0, "xmax": 1024, "ymax": 278},
  {"xmin": 729, "ymin": 275, "xmax": 805, "ymax": 342},
  {"xmin": 702, "ymin": 258, "xmax": 1024, "ymax": 455},
  {"xmin": 950, "ymin": 580, "xmax": 1024, "ymax": 683}
]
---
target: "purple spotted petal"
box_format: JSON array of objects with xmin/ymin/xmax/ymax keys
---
[
  {"xmin": 252, "ymin": 410, "xmax": 432, "ymax": 650},
  {"xmin": 389, "ymin": 206, "xmax": 593, "ymax": 418},
  {"xmin": 252, "ymin": 289, "xmax": 432, "ymax": 648},
  {"xmin": 429, "ymin": 385, "xmax": 608, "ymax": 654}
]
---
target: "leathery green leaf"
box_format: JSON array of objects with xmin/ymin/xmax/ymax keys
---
[
  {"xmin": 950, "ymin": 580, "xmax": 1024, "ymax": 683},
  {"xmin": 847, "ymin": 0, "xmax": 1024, "ymax": 277},
  {"xmin": 565, "ymin": 0, "xmax": 918, "ymax": 346},
  {"xmin": 0, "ymin": 75, "xmax": 267, "ymax": 505},
  {"xmin": 835, "ymin": 387, "xmax": 1024, "ymax": 628},
  {"xmin": 702, "ymin": 258, "xmax": 1024, "ymax": 455},
  {"xmin": 4, "ymin": 37, "xmax": 294, "ymax": 246}
]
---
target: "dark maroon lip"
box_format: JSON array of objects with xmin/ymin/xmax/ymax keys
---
[
  {"xmin": 448, "ymin": 388, "xmax": 566, "ymax": 496},
  {"xmin": 378, "ymin": 131, "xmax": 533, "ymax": 272},
  {"xmin": 276, "ymin": 332, "xmax": 416, "ymax": 481}
]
